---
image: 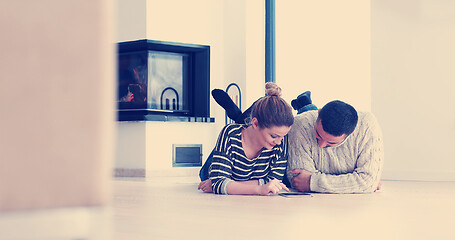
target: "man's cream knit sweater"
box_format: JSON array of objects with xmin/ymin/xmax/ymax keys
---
[{"xmin": 287, "ymin": 110, "xmax": 384, "ymax": 193}]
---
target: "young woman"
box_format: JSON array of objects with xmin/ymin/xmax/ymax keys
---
[{"xmin": 198, "ymin": 83, "xmax": 294, "ymax": 195}]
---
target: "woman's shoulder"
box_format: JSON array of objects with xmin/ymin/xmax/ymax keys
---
[{"xmin": 220, "ymin": 123, "xmax": 245, "ymax": 137}]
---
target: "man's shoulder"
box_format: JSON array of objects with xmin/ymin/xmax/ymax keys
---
[
  {"xmin": 354, "ymin": 111, "xmax": 382, "ymax": 138},
  {"xmin": 357, "ymin": 112, "xmax": 380, "ymax": 128},
  {"xmin": 289, "ymin": 111, "xmax": 317, "ymax": 140},
  {"xmin": 294, "ymin": 110, "xmax": 318, "ymax": 125}
]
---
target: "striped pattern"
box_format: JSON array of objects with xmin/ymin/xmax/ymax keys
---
[
  {"xmin": 209, "ymin": 124, "xmax": 288, "ymax": 194},
  {"xmin": 287, "ymin": 110, "xmax": 384, "ymax": 193}
]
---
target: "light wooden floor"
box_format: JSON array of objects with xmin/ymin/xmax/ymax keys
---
[
  {"xmin": 2, "ymin": 178, "xmax": 454, "ymax": 240},
  {"xmin": 113, "ymin": 177, "xmax": 455, "ymax": 240}
]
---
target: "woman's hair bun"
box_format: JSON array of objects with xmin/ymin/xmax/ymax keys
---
[{"xmin": 265, "ymin": 82, "xmax": 282, "ymax": 96}]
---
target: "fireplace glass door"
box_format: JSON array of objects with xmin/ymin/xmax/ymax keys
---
[
  {"xmin": 118, "ymin": 51, "xmax": 189, "ymax": 114},
  {"xmin": 148, "ymin": 51, "xmax": 189, "ymax": 113}
]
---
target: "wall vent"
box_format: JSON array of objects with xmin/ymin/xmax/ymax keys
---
[{"xmin": 172, "ymin": 144, "xmax": 202, "ymax": 167}]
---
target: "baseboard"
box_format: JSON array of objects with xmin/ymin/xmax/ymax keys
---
[
  {"xmin": 113, "ymin": 167, "xmax": 200, "ymax": 178},
  {"xmin": 381, "ymin": 170, "xmax": 455, "ymax": 181},
  {"xmin": 113, "ymin": 168, "xmax": 146, "ymax": 178},
  {"xmin": 114, "ymin": 168, "xmax": 455, "ymax": 181},
  {"xmin": 147, "ymin": 167, "xmax": 200, "ymax": 178}
]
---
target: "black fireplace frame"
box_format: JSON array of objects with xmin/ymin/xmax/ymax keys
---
[{"xmin": 117, "ymin": 39, "xmax": 213, "ymax": 122}]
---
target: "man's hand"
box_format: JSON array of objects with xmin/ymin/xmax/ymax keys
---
[
  {"xmin": 290, "ymin": 169, "xmax": 312, "ymax": 192},
  {"xmin": 259, "ymin": 179, "xmax": 289, "ymax": 195},
  {"xmin": 198, "ymin": 179, "xmax": 213, "ymax": 193}
]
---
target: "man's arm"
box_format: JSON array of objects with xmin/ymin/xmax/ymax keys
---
[{"xmin": 286, "ymin": 115, "xmax": 321, "ymax": 187}]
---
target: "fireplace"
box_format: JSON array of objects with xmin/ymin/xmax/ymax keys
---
[{"xmin": 117, "ymin": 40, "xmax": 213, "ymax": 122}]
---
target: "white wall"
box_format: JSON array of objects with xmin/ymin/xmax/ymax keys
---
[
  {"xmin": 276, "ymin": 0, "xmax": 371, "ymax": 111},
  {"xmin": 276, "ymin": 0, "xmax": 455, "ymax": 181},
  {"xmin": 115, "ymin": 122, "xmax": 146, "ymax": 170},
  {"xmin": 117, "ymin": 0, "xmax": 455, "ymax": 181},
  {"xmin": 245, "ymin": 0, "xmax": 266, "ymax": 106},
  {"xmin": 117, "ymin": 0, "xmax": 146, "ymax": 41},
  {"xmin": 116, "ymin": 0, "xmax": 258, "ymax": 177},
  {"xmin": 372, "ymin": 0, "xmax": 455, "ymax": 181}
]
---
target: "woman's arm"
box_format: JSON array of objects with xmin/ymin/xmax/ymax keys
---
[
  {"xmin": 199, "ymin": 179, "xmax": 258, "ymax": 193},
  {"xmin": 227, "ymin": 179, "xmax": 289, "ymax": 195},
  {"xmin": 209, "ymin": 125, "xmax": 238, "ymax": 194},
  {"xmin": 264, "ymin": 136, "xmax": 289, "ymax": 183},
  {"xmin": 200, "ymin": 179, "xmax": 289, "ymax": 195}
]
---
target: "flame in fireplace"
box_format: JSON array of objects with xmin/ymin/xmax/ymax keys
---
[{"xmin": 120, "ymin": 83, "xmax": 147, "ymax": 103}]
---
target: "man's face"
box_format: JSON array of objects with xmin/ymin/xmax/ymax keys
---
[{"xmin": 314, "ymin": 120, "xmax": 346, "ymax": 148}]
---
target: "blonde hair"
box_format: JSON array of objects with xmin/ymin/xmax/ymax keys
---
[{"xmin": 251, "ymin": 82, "xmax": 293, "ymax": 128}]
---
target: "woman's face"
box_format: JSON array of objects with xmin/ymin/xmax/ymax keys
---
[{"xmin": 253, "ymin": 119, "xmax": 291, "ymax": 149}]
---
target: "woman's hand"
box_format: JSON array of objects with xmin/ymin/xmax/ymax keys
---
[
  {"xmin": 259, "ymin": 179, "xmax": 289, "ymax": 195},
  {"xmin": 198, "ymin": 179, "xmax": 213, "ymax": 193}
]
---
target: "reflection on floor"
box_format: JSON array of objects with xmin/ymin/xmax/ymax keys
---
[{"xmin": 113, "ymin": 177, "xmax": 455, "ymax": 240}]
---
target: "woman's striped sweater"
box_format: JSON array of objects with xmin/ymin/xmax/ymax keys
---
[{"xmin": 209, "ymin": 124, "xmax": 289, "ymax": 194}]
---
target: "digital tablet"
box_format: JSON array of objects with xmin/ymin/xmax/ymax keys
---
[{"xmin": 278, "ymin": 192, "xmax": 312, "ymax": 197}]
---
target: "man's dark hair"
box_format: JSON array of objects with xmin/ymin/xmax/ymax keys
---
[{"xmin": 317, "ymin": 100, "xmax": 358, "ymax": 136}]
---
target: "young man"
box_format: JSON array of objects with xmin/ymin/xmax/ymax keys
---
[{"xmin": 287, "ymin": 100, "xmax": 384, "ymax": 194}]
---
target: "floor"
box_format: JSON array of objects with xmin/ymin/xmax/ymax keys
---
[
  {"xmin": 113, "ymin": 177, "xmax": 455, "ymax": 240},
  {"xmin": 2, "ymin": 178, "xmax": 454, "ymax": 240}
]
